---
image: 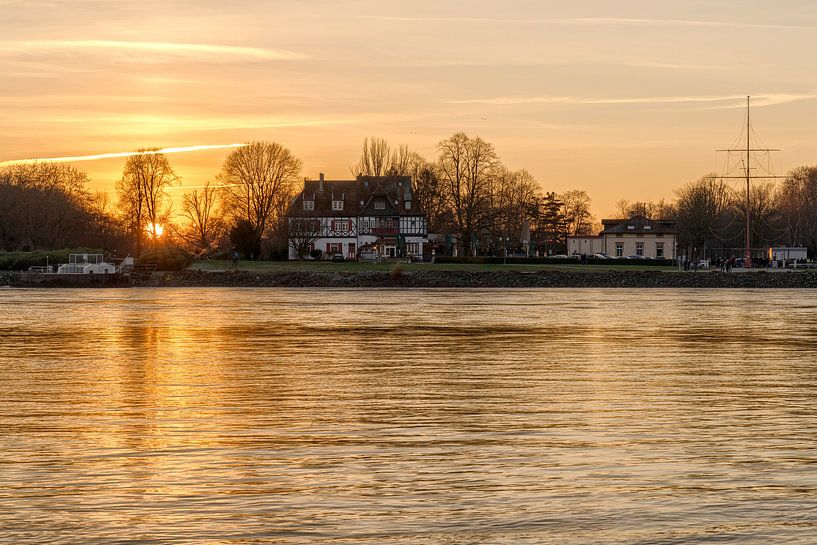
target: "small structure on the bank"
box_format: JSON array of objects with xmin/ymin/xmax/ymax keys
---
[
  {"xmin": 56, "ymin": 253, "xmax": 116, "ymax": 274},
  {"xmin": 768, "ymin": 247, "xmax": 807, "ymax": 265},
  {"xmin": 567, "ymin": 215, "xmax": 677, "ymax": 259}
]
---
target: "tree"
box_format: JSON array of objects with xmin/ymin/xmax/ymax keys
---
[
  {"xmin": 777, "ymin": 166, "xmax": 817, "ymax": 256},
  {"xmin": 288, "ymin": 218, "xmax": 322, "ymax": 260},
  {"xmin": 176, "ymin": 181, "xmax": 225, "ymax": 256},
  {"xmin": 731, "ymin": 181, "xmax": 782, "ymax": 251},
  {"xmin": 0, "ymin": 162, "xmax": 98, "ymax": 251},
  {"xmin": 529, "ymin": 191, "xmax": 565, "ymax": 255},
  {"xmin": 116, "ymin": 150, "xmax": 178, "ymax": 255},
  {"xmin": 614, "ymin": 198, "xmax": 675, "ymax": 220},
  {"xmin": 437, "ymin": 133, "xmax": 499, "ymax": 255},
  {"xmin": 560, "ymin": 190, "xmax": 595, "ymax": 236},
  {"xmin": 492, "ymin": 168, "xmax": 542, "ymax": 249},
  {"xmin": 229, "ymin": 219, "xmax": 261, "ymax": 259},
  {"xmin": 674, "ymin": 175, "xmax": 731, "ymax": 260},
  {"xmin": 354, "ymin": 137, "xmax": 393, "ymax": 176},
  {"xmin": 219, "ymin": 141, "xmax": 302, "ymax": 258}
]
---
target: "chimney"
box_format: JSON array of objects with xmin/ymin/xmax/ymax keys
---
[{"xmin": 319, "ymin": 172, "xmax": 324, "ymax": 192}]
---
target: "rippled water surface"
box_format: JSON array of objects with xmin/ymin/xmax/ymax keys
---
[{"xmin": 3, "ymin": 288, "xmax": 817, "ymax": 544}]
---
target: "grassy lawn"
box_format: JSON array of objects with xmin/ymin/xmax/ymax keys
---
[{"xmin": 188, "ymin": 260, "xmax": 679, "ymax": 273}]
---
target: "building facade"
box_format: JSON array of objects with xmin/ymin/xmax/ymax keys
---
[
  {"xmin": 288, "ymin": 174, "xmax": 428, "ymax": 260},
  {"xmin": 567, "ymin": 215, "xmax": 677, "ymax": 259}
]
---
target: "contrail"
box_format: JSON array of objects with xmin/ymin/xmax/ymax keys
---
[{"xmin": 0, "ymin": 143, "xmax": 247, "ymax": 167}]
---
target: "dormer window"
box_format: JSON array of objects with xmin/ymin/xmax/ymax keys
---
[
  {"xmin": 332, "ymin": 200, "xmax": 343, "ymax": 211},
  {"xmin": 375, "ymin": 200, "xmax": 385, "ymax": 210},
  {"xmin": 303, "ymin": 200, "xmax": 314, "ymax": 211},
  {"xmin": 405, "ymin": 200, "xmax": 412, "ymax": 210}
]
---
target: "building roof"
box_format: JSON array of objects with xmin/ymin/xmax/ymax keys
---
[
  {"xmin": 600, "ymin": 215, "xmax": 676, "ymax": 235},
  {"xmin": 289, "ymin": 174, "xmax": 424, "ymax": 218}
]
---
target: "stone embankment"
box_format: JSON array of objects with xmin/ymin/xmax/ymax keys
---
[
  {"xmin": 6, "ymin": 269, "xmax": 817, "ymax": 288},
  {"xmin": 142, "ymin": 269, "xmax": 817, "ymax": 288}
]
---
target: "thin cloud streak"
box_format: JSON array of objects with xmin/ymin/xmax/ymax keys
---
[
  {"xmin": 0, "ymin": 143, "xmax": 247, "ymax": 167},
  {"xmin": 448, "ymin": 93, "xmax": 817, "ymax": 108},
  {"xmin": 368, "ymin": 15, "xmax": 817, "ymax": 31},
  {"xmin": 0, "ymin": 40, "xmax": 308, "ymax": 61}
]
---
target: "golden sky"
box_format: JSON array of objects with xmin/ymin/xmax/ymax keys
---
[{"xmin": 3, "ymin": 0, "xmax": 817, "ymax": 216}]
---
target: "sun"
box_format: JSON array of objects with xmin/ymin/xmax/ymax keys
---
[{"xmin": 145, "ymin": 223, "xmax": 164, "ymax": 237}]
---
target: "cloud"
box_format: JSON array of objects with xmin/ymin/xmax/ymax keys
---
[
  {"xmin": 0, "ymin": 143, "xmax": 247, "ymax": 167},
  {"xmin": 447, "ymin": 93, "xmax": 817, "ymax": 108},
  {"xmin": 367, "ymin": 15, "xmax": 816, "ymax": 31},
  {"xmin": 0, "ymin": 40, "xmax": 308, "ymax": 62}
]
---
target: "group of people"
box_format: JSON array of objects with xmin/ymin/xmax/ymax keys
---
[
  {"xmin": 681, "ymin": 256, "xmax": 738, "ymax": 272},
  {"xmin": 712, "ymin": 256, "xmax": 737, "ymax": 272}
]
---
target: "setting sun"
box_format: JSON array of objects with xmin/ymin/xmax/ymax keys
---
[{"xmin": 146, "ymin": 223, "xmax": 164, "ymax": 237}]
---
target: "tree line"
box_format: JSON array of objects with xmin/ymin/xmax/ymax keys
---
[
  {"xmin": 3, "ymin": 134, "xmax": 817, "ymax": 259},
  {"xmin": 650, "ymin": 168, "xmax": 817, "ymax": 260}
]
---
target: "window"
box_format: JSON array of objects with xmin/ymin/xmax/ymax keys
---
[
  {"xmin": 375, "ymin": 200, "xmax": 385, "ymax": 210},
  {"xmin": 636, "ymin": 242, "xmax": 644, "ymax": 256},
  {"xmin": 328, "ymin": 243, "xmax": 343, "ymax": 254},
  {"xmin": 615, "ymin": 242, "xmax": 623, "ymax": 257},
  {"xmin": 303, "ymin": 200, "xmax": 314, "ymax": 211},
  {"xmin": 627, "ymin": 225, "xmax": 635, "ymax": 230},
  {"xmin": 644, "ymin": 225, "xmax": 652, "ymax": 230},
  {"xmin": 331, "ymin": 219, "xmax": 352, "ymax": 233},
  {"xmin": 405, "ymin": 200, "xmax": 412, "ymax": 210},
  {"xmin": 332, "ymin": 200, "xmax": 343, "ymax": 211},
  {"xmin": 407, "ymin": 242, "xmax": 420, "ymax": 255},
  {"xmin": 656, "ymin": 242, "xmax": 664, "ymax": 258}
]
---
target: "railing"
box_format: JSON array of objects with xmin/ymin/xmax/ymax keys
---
[{"xmin": 369, "ymin": 227, "xmax": 399, "ymax": 235}]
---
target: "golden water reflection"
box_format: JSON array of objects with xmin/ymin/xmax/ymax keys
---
[{"xmin": 2, "ymin": 288, "xmax": 817, "ymax": 543}]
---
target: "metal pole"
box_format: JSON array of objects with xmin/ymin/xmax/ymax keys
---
[{"xmin": 746, "ymin": 96, "xmax": 752, "ymax": 268}]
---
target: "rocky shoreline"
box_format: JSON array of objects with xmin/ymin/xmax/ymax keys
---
[
  {"xmin": 139, "ymin": 269, "xmax": 817, "ymax": 289},
  {"xmin": 6, "ymin": 269, "xmax": 817, "ymax": 289}
]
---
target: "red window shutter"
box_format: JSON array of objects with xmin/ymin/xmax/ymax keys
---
[{"xmin": 326, "ymin": 243, "xmax": 331, "ymax": 253}]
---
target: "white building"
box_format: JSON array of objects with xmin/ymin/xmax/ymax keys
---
[
  {"xmin": 567, "ymin": 215, "xmax": 677, "ymax": 259},
  {"xmin": 288, "ymin": 174, "xmax": 428, "ymax": 260}
]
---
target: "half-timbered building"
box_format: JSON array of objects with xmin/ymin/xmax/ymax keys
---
[{"xmin": 288, "ymin": 174, "xmax": 428, "ymax": 260}]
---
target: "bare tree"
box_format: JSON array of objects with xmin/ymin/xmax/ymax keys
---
[
  {"xmin": 437, "ymin": 133, "xmax": 499, "ymax": 255},
  {"xmin": 492, "ymin": 168, "xmax": 542, "ymax": 246},
  {"xmin": 288, "ymin": 217, "xmax": 322, "ymax": 260},
  {"xmin": 354, "ymin": 137, "xmax": 393, "ymax": 176},
  {"xmin": 674, "ymin": 175, "xmax": 731, "ymax": 260},
  {"xmin": 778, "ymin": 166, "xmax": 817, "ymax": 255},
  {"xmin": 116, "ymin": 150, "xmax": 178, "ymax": 255},
  {"xmin": 613, "ymin": 198, "xmax": 675, "ymax": 220},
  {"xmin": 560, "ymin": 190, "xmax": 595, "ymax": 236},
  {"xmin": 219, "ymin": 141, "xmax": 302, "ymax": 253},
  {"xmin": 0, "ymin": 162, "xmax": 95, "ymax": 250},
  {"xmin": 175, "ymin": 181, "xmax": 225, "ymax": 255}
]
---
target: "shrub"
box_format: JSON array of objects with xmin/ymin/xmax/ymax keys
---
[
  {"xmin": 137, "ymin": 246, "xmax": 193, "ymax": 271},
  {"xmin": 0, "ymin": 248, "xmax": 105, "ymax": 271},
  {"xmin": 390, "ymin": 263, "xmax": 403, "ymax": 282}
]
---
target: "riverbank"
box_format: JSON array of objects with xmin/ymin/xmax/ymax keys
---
[
  {"xmin": 6, "ymin": 268, "xmax": 817, "ymax": 288},
  {"xmin": 141, "ymin": 269, "xmax": 817, "ymax": 288}
]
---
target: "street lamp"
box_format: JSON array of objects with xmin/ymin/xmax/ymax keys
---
[{"xmin": 504, "ymin": 236, "xmax": 509, "ymax": 265}]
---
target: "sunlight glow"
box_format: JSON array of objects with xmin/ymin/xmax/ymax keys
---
[{"xmin": 146, "ymin": 223, "xmax": 165, "ymax": 238}]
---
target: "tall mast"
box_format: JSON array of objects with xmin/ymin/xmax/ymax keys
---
[
  {"xmin": 716, "ymin": 95, "xmax": 782, "ymax": 268},
  {"xmin": 745, "ymin": 96, "xmax": 751, "ymax": 267}
]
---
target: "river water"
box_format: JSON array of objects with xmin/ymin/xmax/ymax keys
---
[{"xmin": 2, "ymin": 288, "xmax": 817, "ymax": 544}]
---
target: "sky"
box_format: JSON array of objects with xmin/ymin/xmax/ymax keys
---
[{"xmin": 3, "ymin": 0, "xmax": 817, "ymax": 216}]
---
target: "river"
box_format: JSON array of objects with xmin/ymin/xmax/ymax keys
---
[{"xmin": 2, "ymin": 288, "xmax": 817, "ymax": 544}]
